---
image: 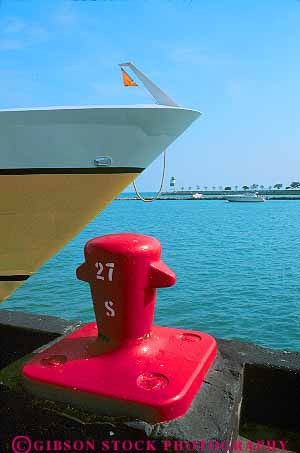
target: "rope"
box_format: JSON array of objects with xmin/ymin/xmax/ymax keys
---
[
  {"xmin": 133, "ymin": 150, "xmax": 167, "ymax": 202},
  {"xmin": 129, "ymin": 69, "xmax": 165, "ymax": 202}
]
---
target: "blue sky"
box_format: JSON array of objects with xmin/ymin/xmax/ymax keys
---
[{"xmin": 1, "ymin": 0, "xmax": 300, "ymax": 190}]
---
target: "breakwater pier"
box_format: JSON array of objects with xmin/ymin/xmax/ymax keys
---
[
  {"xmin": 116, "ymin": 196, "xmax": 300, "ymax": 200},
  {"xmin": 116, "ymin": 188, "xmax": 300, "ymax": 201}
]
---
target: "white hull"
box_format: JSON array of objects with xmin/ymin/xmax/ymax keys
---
[
  {"xmin": 0, "ymin": 105, "xmax": 199, "ymax": 170},
  {"xmin": 0, "ymin": 104, "xmax": 200, "ymax": 301}
]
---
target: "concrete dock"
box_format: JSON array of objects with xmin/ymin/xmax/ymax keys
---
[{"xmin": 0, "ymin": 309, "xmax": 299, "ymax": 452}]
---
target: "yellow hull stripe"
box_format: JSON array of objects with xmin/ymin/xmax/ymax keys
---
[{"xmin": 0, "ymin": 172, "xmax": 138, "ymax": 302}]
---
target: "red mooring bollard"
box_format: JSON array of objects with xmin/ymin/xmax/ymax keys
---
[{"xmin": 23, "ymin": 233, "xmax": 217, "ymax": 422}]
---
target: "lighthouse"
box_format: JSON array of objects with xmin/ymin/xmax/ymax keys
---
[{"xmin": 170, "ymin": 176, "xmax": 176, "ymax": 192}]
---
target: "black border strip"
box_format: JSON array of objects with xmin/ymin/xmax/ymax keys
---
[
  {"xmin": 0, "ymin": 167, "xmax": 144, "ymax": 175},
  {"xmin": 0, "ymin": 275, "xmax": 30, "ymax": 281}
]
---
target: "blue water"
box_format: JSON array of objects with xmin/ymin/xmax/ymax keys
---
[{"xmin": 3, "ymin": 197, "xmax": 300, "ymax": 351}]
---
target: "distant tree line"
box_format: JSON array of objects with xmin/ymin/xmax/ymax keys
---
[{"xmin": 177, "ymin": 182, "xmax": 300, "ymax": 191}]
